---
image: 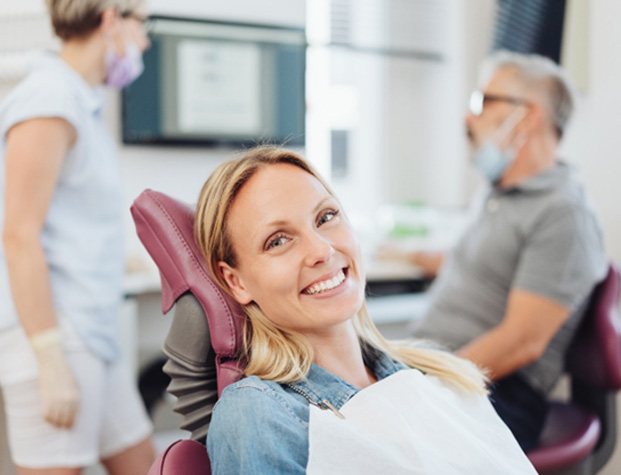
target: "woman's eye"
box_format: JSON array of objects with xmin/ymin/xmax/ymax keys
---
[
  {"xmin": 317, "ymin": 209, "xmax": 339, "ymax": 226},
  {"xmin": 266, "ymin": 234, "xmax": 290, "ymax": 250}
]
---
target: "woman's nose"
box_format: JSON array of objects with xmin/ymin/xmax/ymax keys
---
[{"xmin": 304, "ymin": 231, "xmax": 335, "ymax": 267}]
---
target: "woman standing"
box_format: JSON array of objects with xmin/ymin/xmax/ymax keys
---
[{"xmin": 0, "ymin": 1, "xmax": 155, "ymax": 473}]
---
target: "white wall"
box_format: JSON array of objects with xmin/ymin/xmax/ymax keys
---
[
  {"xmin": 149, "ymin": 0, "xmax": 304, "ymax": 26},
  {"xmin": 563, "ymin": 0, "xmax": 621, "ymax": 263}
]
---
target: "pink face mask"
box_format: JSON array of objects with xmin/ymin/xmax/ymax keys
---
[{"xmin": 105, "ymin": 41, "xmax": 144, "ymax": 88}]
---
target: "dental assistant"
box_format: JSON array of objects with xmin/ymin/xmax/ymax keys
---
[{"xmin": 0, "ymin": 1, "xmax": 155, "ymax": 473}]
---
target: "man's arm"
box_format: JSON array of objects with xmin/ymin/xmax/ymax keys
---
[{"xmin": 457, "ymin": 289, "xmax": 569, "ymax": 380}]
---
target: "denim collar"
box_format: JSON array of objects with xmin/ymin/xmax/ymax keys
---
[{"xmin": 286, "ymin": 345, "xmax": 406, "ymax": 410}]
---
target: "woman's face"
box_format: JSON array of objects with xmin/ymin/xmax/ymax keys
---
[
  {"xmin": 116, "ymin": 9, "xmax": 151, "ymax": 54},
  {"xmin": 219, "ymin": 163, "xmax": 365, "ymax": 336}
]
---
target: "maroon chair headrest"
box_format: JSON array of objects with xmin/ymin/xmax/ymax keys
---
[
  {"xmin": 567, "ymin": 262, "xmax": 621, "ymax": 390},
  {"xmin": 131, "ymin": 189, "xmax": 245, "ymax": 395}
]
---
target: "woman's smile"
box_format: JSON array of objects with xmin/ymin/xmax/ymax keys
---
[{"xmin": 301, "ymin": 268, "xmax": 348, "ymax": 296}]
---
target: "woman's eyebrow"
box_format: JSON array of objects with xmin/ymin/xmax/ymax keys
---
[
  {"xmin": 262, "ymin": 196, "xmax": 334, "ymax": 228},
  {"xmin": 312, "ymin": 196, "xmax": 334, "ymax": 213}
]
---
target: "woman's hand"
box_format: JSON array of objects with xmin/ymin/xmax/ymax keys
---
[{"xmin": 30, "ymin": 328, "xmax": 80, "ymax": 428}]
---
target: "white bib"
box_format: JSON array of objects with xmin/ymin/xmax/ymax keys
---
[{"xmin": 307, "ymin": 369, "xmax": 536, "ymax": 474}]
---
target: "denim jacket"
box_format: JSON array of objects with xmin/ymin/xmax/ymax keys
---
[{"xmin": 207, "ymin": 346, "xmax": 405, "ymax": 474}]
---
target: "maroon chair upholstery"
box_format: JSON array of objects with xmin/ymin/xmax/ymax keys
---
[
  {"xmin": 131, "ymin": 189, "xmax": 245, "ymax": 395},
  {"xmin": 527, "ymin": 263, "xmax": 621, "ymax": 474},
  {"xmin": 146, "ymin": 439, "xmax": 211, "ymax": 475},
  {"xmin": 131, "ymin": 189, "xmax": 247, "ymax": 475}
]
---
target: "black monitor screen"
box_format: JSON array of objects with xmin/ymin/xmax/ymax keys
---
[{"xmin": 122, "ymin": 16, "xmax": 306, "ymax": 146}]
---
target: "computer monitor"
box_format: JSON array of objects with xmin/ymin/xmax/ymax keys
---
[{"xmin": 122, "ymin": 16, "xmax": 306, "ymax": 146}]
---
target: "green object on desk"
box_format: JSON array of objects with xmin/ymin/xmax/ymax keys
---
[{"xmin": 389, "ymin": 224, "xmax": 429, "ymax": 238}]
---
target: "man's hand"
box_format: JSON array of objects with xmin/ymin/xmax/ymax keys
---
[
  {"xmin": 376, "ymin": 245, "xmax": 445, "ymax": 277},
  {"xmin": 30, "ymin": 328, "xmax": 80, "ymax": 428},
  {"xmin": 408, "ymin": 250, "xmax": 445, "ymax": 277}
]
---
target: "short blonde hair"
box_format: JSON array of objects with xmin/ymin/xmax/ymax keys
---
[
  {"xmin": 45, "ymin": 0, "xmax": 144, "ymax": 40},
  {"xmin": 195, "ymin": 146, "xmax": 487, "ymax": 394}
]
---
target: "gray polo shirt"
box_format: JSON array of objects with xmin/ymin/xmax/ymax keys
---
[{"xmin": 414, "ymin": 162, "xmax": 607, "ymax": 394}]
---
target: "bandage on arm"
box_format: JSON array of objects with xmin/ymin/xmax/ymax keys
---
[{"xmin": 30, "ymin": 327, "xmax": 80, "ymax": 429}]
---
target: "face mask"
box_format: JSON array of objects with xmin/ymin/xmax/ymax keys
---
[
  {"xmin": 471, "ymin": 109, "xmax": 526, "ymax": 183},
  {"xmin": 472, "ymin": 142, "xmax": 514, "ymax": 183},
  {"xmin": 105, "ymin": 41, "xmax": 144, "ymax": 89}
]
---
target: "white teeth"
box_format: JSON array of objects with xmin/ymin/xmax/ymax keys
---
[{"xmin": 305, "ymin": 270, "xmax": 346, "ymax": 295}]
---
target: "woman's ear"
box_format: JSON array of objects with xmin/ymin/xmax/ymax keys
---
[
  {"xmin": 219, "ymin": 261, "xmax": 253, "ymax": 305},
  {"xmin": 99, "ymin": 7, "xmax": 119, "ymax": 37}
]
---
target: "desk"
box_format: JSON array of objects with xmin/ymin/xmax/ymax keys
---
[{"xmin": 367, "ymin": 292, "xmax": 429, "ymax": 325}]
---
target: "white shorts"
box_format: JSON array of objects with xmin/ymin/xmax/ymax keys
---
[{"xmin": 0, "ymin": 321, "xmax": 153, "ymax": 468}]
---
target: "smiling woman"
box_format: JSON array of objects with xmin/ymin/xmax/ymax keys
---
[{"xmin": 193, "ymin": 146, "xmax": 538, "ymax": 474}]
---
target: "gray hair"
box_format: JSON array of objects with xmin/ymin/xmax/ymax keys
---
[
  {"xmin": 479, "ymin": 51, "xmax": 577, "ymax": 139},
  {"xmin": 45, "ymin": 0, "xmax": 144, "ymax": 40}
]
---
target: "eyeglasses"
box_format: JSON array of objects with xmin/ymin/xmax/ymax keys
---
[
  {"xmin": 120, "ymin": 10, "xmax": 154, "ymax": 33},
  {"xmin": 469, "ymin": 90, "xmax": 531, "ymax": 116}
]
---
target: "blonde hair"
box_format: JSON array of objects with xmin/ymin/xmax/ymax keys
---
[
  {"xmin": 195, "ymin": 146, "xmax": 487, "ymax": 394},
  {"xmin": 45, "ymin": 0, "xmax": 144, "ymax": 40}
]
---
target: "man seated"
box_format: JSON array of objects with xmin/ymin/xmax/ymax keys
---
[{"xmin": 409, "ymin": 51, "xmax": 607, "ymax": 451}]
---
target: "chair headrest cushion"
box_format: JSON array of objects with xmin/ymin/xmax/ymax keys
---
[{"xmin": 131, "ymin": 189, "xmax": 245, "ymax": 361}]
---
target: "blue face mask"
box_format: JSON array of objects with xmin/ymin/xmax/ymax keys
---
[
  {"xmin": 471, "ymin": 109, "xmax": 526, "ymax": 183},
  {"xmin": 472, "ymin": 141, "xmax": 514, "ymax": 183}
]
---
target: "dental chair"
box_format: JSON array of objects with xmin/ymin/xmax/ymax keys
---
[
  {"xmin": 133, "ymin": 189, "xmax": 621, "ymax": 475},
  {"xmin": 131, "ymin": 189, "xmax": 246, "ymax": 475},
  {"xmin": 526, "ymin": 263, "xmax": 621, "ymax": 475}
]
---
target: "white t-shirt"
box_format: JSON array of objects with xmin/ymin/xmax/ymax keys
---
[{"xmin": 0, "ymin": 53, "xmax": 124, "ymax": 363}]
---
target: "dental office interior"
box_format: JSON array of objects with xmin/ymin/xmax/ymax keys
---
[{"xmin": 1, "ymin": 0, "xmax": 621, "ymax": 473}]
